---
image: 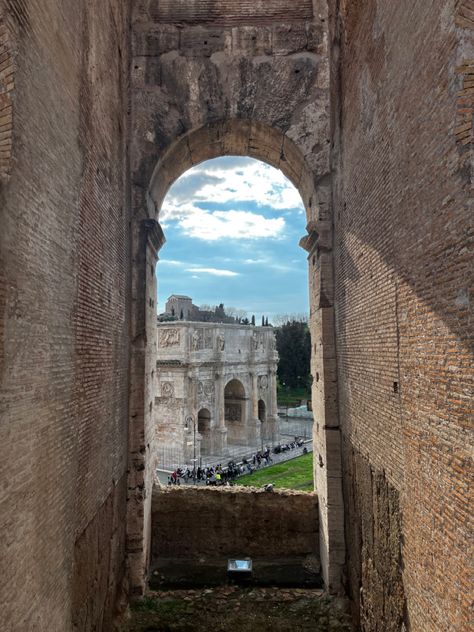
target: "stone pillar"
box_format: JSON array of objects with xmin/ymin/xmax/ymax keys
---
[
  {"xmin": 127, "ymin": 217, "xmax": 165, "ymax": 596},
  {"xmin": 252, "ymin": 372, "xmax": 259, "ymax": 419},
  {"xmin": 267, "ymin": 369, "xmax": 280, "ymax": 444},
  {"xmin": 186, "ymin": 371, "xmax": 201, "ymax": 467},
  {"xmin": 301, "ymin": 221, "xmax": 344, "ymax": 594},
  {"xmin": 214, "ymin": 371, "xmax": 227, "ymax": 454},
  {"xmin": 244, "ymin": 372, "xmax": 260, "ymax": 447}
]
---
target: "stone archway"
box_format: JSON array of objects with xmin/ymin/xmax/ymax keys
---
[
  {"xmin": 128, "ymin": 1, "xmax": 343, "ymax": 595},
  {"xmin": 197, "ymin": 408, "xmax": 212, "ymax": 456},
  {"xmin": 258, "ymin": 399, "xmax": 271, "ymax": 446},
  {"xmin": 224, "ymin": 379, "xmax": 247, "ymax": 448}
]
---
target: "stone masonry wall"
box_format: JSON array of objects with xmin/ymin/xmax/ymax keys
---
[
  {"xmin": 330, "ymin": 1, "xmax": 473, "ymax": 630},
  {"xmin": 0, "ymin": 1, "xmax": 131, "ymax": 630},
  {"xmin": 151, "ymin": 486, "xmax": 319, "ymax": 561}
]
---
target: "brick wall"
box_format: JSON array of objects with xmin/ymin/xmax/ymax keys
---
[
  {"xmin": 151, "ymin": 486, "xmax": 319, "ymax": 560},
  {"xmin": 149, "ymin": 0, "xmax": 313, "ymax": 25},
  {"xmin": 0, "ymin": 1, "xmax": 130, "ymax": 630},
  {"xmin": 331, "ymin": 1, "xmax": 473, "ymax": 630},
  {"xmin": 0, "ymin": 9, "xmax": 14, "ymax": 181}
]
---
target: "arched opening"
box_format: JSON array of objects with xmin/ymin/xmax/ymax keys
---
[
  {"xmin": 140, "ymin": 118, "xmax": 341, "ymax": 592},
  {"xmin": 224, "ymin": 379, "xmax": 247, "ymax": 448},
  {"xmin": 147, "ymin": 119, "xmax": 322, "ymax": 223},
  {"xmin": 258, "ymin": 399, "xmax": 270, "ymax": 446},
  {"xmin": 197, "ymin": 408, "xmax": 212, "ymax": 456}
]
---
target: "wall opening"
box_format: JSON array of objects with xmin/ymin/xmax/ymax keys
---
[
  {"xmin": 224, "ymin": 379, "xmax": 247, "ymax": 447},
  {"xmin": 139, "ymin": 118, "xmax": 342, "ymax": 594},
  {"xmin": 197, "ymin": 408, "xmax": 212, "ymax": 456}
]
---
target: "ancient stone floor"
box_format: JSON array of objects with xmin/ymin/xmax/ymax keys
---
[{"xmin": 125, "ymin": 586, "xmax": 351, "ymax": 631}]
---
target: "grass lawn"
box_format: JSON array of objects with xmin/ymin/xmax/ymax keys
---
[
  {"xmin": 277, "ymin": 385, "xmax": 311, "ymax": 407},
  {"xmin": 236, "ymin": 452, "xmax": 314, "ymax": 492}
]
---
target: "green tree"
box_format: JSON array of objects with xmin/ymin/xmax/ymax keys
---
[{"xmin": 275, "ymin": 320, "xmax": 311, "ymax": 390}]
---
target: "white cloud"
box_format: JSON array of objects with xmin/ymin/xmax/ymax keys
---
[
  {"xmin": 166, "ymin": 157, "xmax": 304, "ymax": 212},
  {"xmin": 158, "ymin": 259, "xmax": 183, "ymax": 266},
  {"xmin": 186, "ymin": 267, "xmax": 240, "ymax": 277},
  {"xmin": 168, "ymin": 207, "xmax": 285, "ymax": 241}
]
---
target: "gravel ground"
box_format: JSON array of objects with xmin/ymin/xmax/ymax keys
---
[{"xmin": 125, "ymin": 586, "xmax": 352, "ymax": 632}]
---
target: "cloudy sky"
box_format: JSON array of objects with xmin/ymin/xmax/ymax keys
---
[{"xmin": 157, "ymin": 156, "xmax": 309, "ymax": 321}]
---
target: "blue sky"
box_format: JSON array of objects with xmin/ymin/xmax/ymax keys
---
[{"xmin": 156, "ymin": 156, "xmax": 309, "ymax": 321}]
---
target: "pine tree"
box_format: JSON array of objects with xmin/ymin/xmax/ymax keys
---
[
  {"xmin": 261, "ymin": 315, "xmax": 265, "ymax": 326},
  {"xmin": 251, "ymin": 314, "xmax": 255, "ymax": 326}
]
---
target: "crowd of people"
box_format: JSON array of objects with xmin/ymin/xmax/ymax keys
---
[
  {"xmin": 167, "ymin": 462, "xmax": 239, "ymax": 486},
  {"xmin": 166, "ymin": 438, "xmax": 308, "ymax": 487}
]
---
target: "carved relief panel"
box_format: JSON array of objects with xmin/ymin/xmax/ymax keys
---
[
  {"xmin": 258, "ymin": 375, "xmax": 269, "ymax": 392},
  {"xmin": 252, "ymin": 331, "xmax": 265, "ymax": 351},
  {"xmin": 161, "ymin": 381, "xmax": 174, "ymax": 399},
  {"xmin": 197, "ymin": 380, "xmax": 215, "ymax": 404},
  {"xmin": 191, "ymin": 328, "xmax": 213, "ymax": 351},
  {"xmin": 159, "ymin": 328, "xmax": 180, "ymax": 347}
]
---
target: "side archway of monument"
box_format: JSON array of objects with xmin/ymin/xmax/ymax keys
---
[
  {"xmin": 223, "ymin": 378, "xmax": 247, "ymax": 448},
  {"xmin": 197, "ymin": 408, "xmax": 212, "ymax": 457},
  {"xmin": 128, "ymin": 118, "xmax": 344, "ymax": 596}
]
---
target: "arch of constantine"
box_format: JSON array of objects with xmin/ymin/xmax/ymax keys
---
[{"xmin": 155, "ymin": 322, "xmax": 279, "ymax": 464}]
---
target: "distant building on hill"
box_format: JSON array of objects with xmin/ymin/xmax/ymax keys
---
[{"xmin": 159, "ymin": 295, "xmax": 241, "ymax": 324}]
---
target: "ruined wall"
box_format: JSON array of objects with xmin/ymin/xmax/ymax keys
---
[
  {"xmin": 151, "ymin": 486, "xmax": 319, "ymax": 560},
  {"xmin": 0, "ymin": 1, "xmax": 131, "ymax": 630},
  {"xmin": 330, "ymin": 1, "xmax": 473, "ymax": 630}
]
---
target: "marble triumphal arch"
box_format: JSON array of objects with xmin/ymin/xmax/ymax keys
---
[{"xmin": 154, "ymin": 322, "xmax": 279, "ymax": 464}]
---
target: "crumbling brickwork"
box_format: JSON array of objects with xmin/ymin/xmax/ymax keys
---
[
  {"xmin": 0, "ymin": 9, "xmax": 14, "ymax": 181},
  {"xmin": 151, "ymin": 486, "xmax": 319, "ymax": 561},
  {"xmin": 330, "ymin": 1, "xmax": 473, "ymax": 630},
  {"xmin": 0, "ymin": 1, "xmax": 130, "ymax": 630}
]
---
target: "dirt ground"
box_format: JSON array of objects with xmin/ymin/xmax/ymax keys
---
[{"xmin": 125, "ymin": 586, "xmax": 352, "ymax": 632}]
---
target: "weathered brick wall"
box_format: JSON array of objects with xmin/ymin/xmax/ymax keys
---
[
  {"xmin": 330, "ymin": 1, "xmax": 473, "ymax": 630},
  {"xmin": 0, "ymin": 1, "xmax": 130, "ymax": 630},
  {"xmin": 151, "ymin": 486, "xmax": 319, "ymax": 560},
  {"xmin": 149, "ymin": 0, "xmax": 314, "ymax": 24}
]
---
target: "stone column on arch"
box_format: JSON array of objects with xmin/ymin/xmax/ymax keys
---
[
  {"xmin": 185, "ymin": 370, "xmax": 201, "ymax": 466},
  {"xmin": 266, "ymin": 369, "xmax": 280, "ymax": 444},
  {"xmin": 213, "ymin": 370, "xmax": 228, "ymax": 454},
  {"xmin": 246, "ymin": 371, "xmax": 261, "ymax": 447}
]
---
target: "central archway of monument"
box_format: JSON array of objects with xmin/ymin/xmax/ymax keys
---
[{"xmin": 224, "ymin": 379, "xmax": 247, "ymax": 448}]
